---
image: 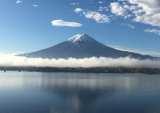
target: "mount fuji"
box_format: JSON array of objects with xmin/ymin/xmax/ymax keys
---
[{"xmin": 22, "ymin": 33, "xmax": 155, "ymax": 59}]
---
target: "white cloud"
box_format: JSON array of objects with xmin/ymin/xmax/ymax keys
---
[
  {"xmin": 83, "ymin": 11, "xmax": 110, "ymax": 23},
  {"xmin": 144, "ymin": 28, "xmax": 160, "ymax": 36},
  {"xmin": 110, "ymin": 2, "xmax": 127, "ymax": 16},
  {"xmin": 110, "ymin": 0, "xmax": 160, "ymax": 27},
  {"xmin": 51, "ymin": 19, "xmax": 82, "ymax": 27},
  {"xmin": 16, "ymin": 0, "xmax": 23, "ymax": 4},
  {"xmin": 129, "ymin": 0, "xmax": 160, "ymax": 27},
  {"xmin": 0, "ymin": 54, "xmax": 159, "ymax": 68},
  {"xmin": 74, "ymin": 7, "xmax": 110, "ymax": 23},
  {"xmin": 73, "ymin": 0, "xmax": 160, "ymax": 27},
  {"xmin": 74, "ymin": 8, "xmax": 83, "ymax": 13}
]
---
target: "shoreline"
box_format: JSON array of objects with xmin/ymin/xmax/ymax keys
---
[{"xmin": 0, "ymin": 66, "xmax": 160, "ymax": 74}]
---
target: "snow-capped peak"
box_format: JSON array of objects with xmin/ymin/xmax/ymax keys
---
[{"xmin": 68, "ymin": 33, "xmax": 93, "ymax": 43}]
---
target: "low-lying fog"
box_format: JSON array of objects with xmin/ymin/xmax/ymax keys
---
[{"xmin": 0, "ymin": 54, "xmax": 159, "ymax": 68}]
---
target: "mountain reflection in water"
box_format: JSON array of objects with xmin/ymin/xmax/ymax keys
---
[{"xmin": 0, "ymin": 72, "xmax": 159, "ymax": 113}]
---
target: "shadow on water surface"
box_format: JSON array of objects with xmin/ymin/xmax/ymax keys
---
[{"xmin": 0, "ymin": 72, "xmax": 160, "ymax": 113}]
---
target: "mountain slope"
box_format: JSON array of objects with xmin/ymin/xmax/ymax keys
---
[{"xmin": 22, "ymin": 33, "xmax": 155, "ymax": 59}]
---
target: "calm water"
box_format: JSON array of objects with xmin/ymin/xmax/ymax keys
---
[{"xmin": 0, "ymin": 72, "xmax": 160, "ymax": 113}]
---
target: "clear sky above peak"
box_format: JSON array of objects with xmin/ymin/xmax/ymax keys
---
[{"xmin": 0, "ymin": 0, "xmax": 160, "ymax": 56}]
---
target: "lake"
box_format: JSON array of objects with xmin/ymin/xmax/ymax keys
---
[{"xmin": 0, "ymin": 71, "xmax": 160, "ymax": 113}]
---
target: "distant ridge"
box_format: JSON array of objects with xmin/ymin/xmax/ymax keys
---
[{"xmin": 22, "ymin": 33, "xmax": 156, "ymax": 59}]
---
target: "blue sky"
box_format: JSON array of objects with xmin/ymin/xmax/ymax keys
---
[{"xmin": 0, "ymin": 0, "xmax": 160, "ymax": 56}]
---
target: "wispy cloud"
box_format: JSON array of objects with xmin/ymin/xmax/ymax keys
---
[
  {"xmin": 121, "ymin": 23, "xmax": 135, "ymax": 29},
  {"xmin": 0, "ymin": 54, "xmax": 159, "ymax": 68},
  {"xmin": 98, "ymin": 6, "xmax": 109, "ymax": 12},
  {"xmin": 32, "ymin": 4, "xmax": 39, "ymax": 8},
  {"xmin": 51, "ymin": 19, "xmax": 82, "ymax": 27},
  {"xmin": 16, "ymin": 0, "xmax": 23, "ymax": 4},
  {"xmin": 70, "ymin": 2, "xmax": 79, "ymax": 6},
  {"xmin": 144, "ymin": 29, "xmax": 160, "ymax": 36}
]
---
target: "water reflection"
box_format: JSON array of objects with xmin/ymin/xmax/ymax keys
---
[
  {"xmin": 0, "ymin": 72, "xmax": 146, "ymax": 90},
  {"xmin": 0, "ymin": 72, "xmax": 160, "ymax": 113}
]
